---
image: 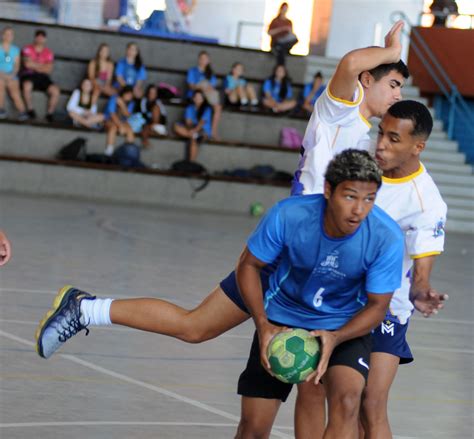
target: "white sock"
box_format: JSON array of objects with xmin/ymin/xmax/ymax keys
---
[
  {"xmin": 251, "ymin": 98, "xmax": 259, "ymax": 106},
  {"xmin": 240, "ymin": 97, "xmax": 248, "ymax": 105},
  {"xmin": 104, "ymin": 145, "xmax": 114, "ymax": 156},
  {"xmin": 80, "ymin": 298, "xmax": 113, "ymax": 326}
]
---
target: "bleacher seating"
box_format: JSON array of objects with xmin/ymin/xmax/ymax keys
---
[{"xmin": 0, "ymin": 18, "xmax": 472, "ymax": 233}]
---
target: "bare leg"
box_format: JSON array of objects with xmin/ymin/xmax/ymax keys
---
[
  {"xmin": 246, "ymin": 84, "xmax": 258, "ymax": 102},
  {"xmin": 295, "ymin": 381, "xmax": 326, "ymax": 439},
  {"xmin": 235, "ymin": 396, "xmax": 281, "ymax": 439},
  {"xmin": 22, "ymin": 80, "xmax": 34, "ymax": 111},
  {"xmin": 227, "ymin": 89, "xmax": 239, "ymax": 105},
  {"xmin": 323, "ymin": 366, "xmax": 365, "ymax": 439},
  {"xmin": 110, "ymin": 285, "xmax": 250, "ymax": 343},
  {"xmin": 276, "ymin": 99, "xmax": 297, "ymax": 112},
  {"xmin": 124, "ymin": 123, "xmax": 135, "ymax": 143},
  {"xmin": 47, "ymin": 84, "xmax": 60, "ymax": 114},
  {"xmin": 211, "ymin": 104, "xmax": 221, "ymax": 139},
  {"xmin": 0, "ymin": 78, "xmax": 5, "ymax": 109},
  {"xmin": 69, "ymin": 112, "xmax": 91, "ymax": 127},
  {"xmin": 187, "ymin": 137, "xmax": 199, "ymax": 161},
  {"xmin": 360, "ymin": 352, "xmax": 399, "ymax": 439},
  {"xmin": 7, "ymin": 79, "xmax": 26, "ymax": 112},
  {"xmin": 174, "ymin": 123, "xmax": 193, "ymax": 138},
  {"xmin": 105, "ymin": 121, "xmax": 118, "ymax": 147}
]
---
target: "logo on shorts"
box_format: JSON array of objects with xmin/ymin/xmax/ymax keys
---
[
  {"xmin": 358, "ymin": 357, "xmax": 369, "ymax": 370},
  {"xmin": 381, "ymin": 320, "xmax": 395, "ymax": 336}
]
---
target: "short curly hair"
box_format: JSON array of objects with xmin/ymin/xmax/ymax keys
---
[{"xmin": 325, "ymin": 149, "xmax": 382, "ymax": 191}]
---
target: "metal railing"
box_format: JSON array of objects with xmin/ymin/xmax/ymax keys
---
[{"xmin": 391, "ymin": 11, "xmax": 474, "ymax": 142}]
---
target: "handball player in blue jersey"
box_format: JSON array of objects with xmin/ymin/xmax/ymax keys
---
[{"xmin": 235, "ymin": 150, "xmax": 403, "ymax": 437}]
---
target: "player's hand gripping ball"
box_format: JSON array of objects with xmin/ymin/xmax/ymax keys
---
[{"xmin": 267, "ymin": 329, "xmax": 320, "ymax": 383}]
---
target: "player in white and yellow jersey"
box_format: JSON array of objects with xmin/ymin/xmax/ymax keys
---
[
  {"xmin": 292, "ymin": 21, "xmax": 409, "ymax": 197},
  {"xmin": 293, "ymin": 100, "xmax": 448, "ymax": 439},
  {"xmin": 359, "ymin": 100, "xmax": 447, "ymax": 438}
]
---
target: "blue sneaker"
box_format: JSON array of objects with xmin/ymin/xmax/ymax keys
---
[{"xmin": 35, "ymin": 285, "xmax": 95, "ymax": 359}]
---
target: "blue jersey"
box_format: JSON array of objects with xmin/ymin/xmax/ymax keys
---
[
  {"xmin": 186, "ymin": 66, "xmax": 217, "ymax": 98},
  {"xmin": 303, "ymin": 83, "xmax": 326, "ymax": 106},
  {"xmin": 104, "ymin": 95, "xmax": 136, "ymax": 120},
  {"xmin": 262, "ymin": 78, "xmax": 293, "ymax": 102},
  {"xmin": 247, "ymin": 195, "xmax": 403, "ymax": 330},
  {"xmin": 0, "ymin": 44, "xmax": 20, "ymax": 74},
  {"xmin": 114, "ymin": 58, "xmax": 147, "ymax": 87},
  {"xmin": 184, "ymin": 104, "xmax": 212, "ymax": 137}
]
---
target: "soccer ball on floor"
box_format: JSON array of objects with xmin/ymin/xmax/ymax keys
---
[{"xmin": 267, "ymin": 328, "xmax": 320, "ymax": 384}]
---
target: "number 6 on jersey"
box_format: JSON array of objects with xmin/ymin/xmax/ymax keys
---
[{"xmin": 313, "ymin": 288, "xmax": 325, "ymax": 308}]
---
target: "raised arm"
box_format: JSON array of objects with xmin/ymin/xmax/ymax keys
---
[
  {"xmin": 410, "ymin": 255, "xmax": 448, "ymax": 317},
  {"xmin": 329, "ymin": 20, "xmax": 403, "ymax": 101}
]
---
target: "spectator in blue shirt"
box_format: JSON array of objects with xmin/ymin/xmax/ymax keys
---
[
  {"xmin": 0, "ymin": 26, "xmax": 28, "ymax": 120},
  {"xmin": 104, "ymin": 85, "xmax": 136, "ymax": 156},
  {"xmin": 186, "ymin": 51, "xmax": 221, "ymax": 139},
  {"xmin": 224, "ymin": 62, "xmax": 258, "ymax": 108},
  {"xmin": 302, "ymin": 71, "xmax": 326, "ymax": 113},
  {"xmin": 140, "ymin": 84, "xmax": 168, "ymax": 148},
  {"xmin": 174, "ymin": 90, "xmax": 212, "ymax": 161},
  {"xmin": 262, "ymin": 64, "xmax": 296, "ymax": 113},
  {"xmin": 114, "ymin": 42, "xmax": 147, "ymax": 98}
]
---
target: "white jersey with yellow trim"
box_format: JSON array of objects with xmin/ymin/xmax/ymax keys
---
[
  {"xmin": 291, "ymin": 79, "xmax": 373, "ymax": 196},
  {"xmin": 375, "ymin": 164, "xmax": 448, "ymax": 324}
]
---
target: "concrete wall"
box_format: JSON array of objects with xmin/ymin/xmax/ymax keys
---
[
  {"xmin": 190, "ymin": 0, "xmax": 266, "ymax": 49},
  {"xmin": 326, "ymin": 0, "xmax": 424, "ymax": 60}
]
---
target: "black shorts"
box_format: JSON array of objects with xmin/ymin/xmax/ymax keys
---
[
  {"xmin": 238, "ymin": 330, "xmax": 372, "ymax": 402},
  {"xmin": 20, "ymin": 73, "xmax": 53, "ymax": 91}
]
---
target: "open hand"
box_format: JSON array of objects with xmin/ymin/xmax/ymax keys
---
[
  {"xmin": 0, "ymin": 230, "xmax": 12, "ymax": 266},
  {"xmin": 412, "ymin": 288, "xmax": 448, "ymax": 317},
  {"xmin": 384, "ymin": 20, "xmax": 404, "ymax": 62}
]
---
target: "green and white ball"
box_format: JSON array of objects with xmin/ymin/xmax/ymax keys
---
[
  {"xmin": 267, "ymin": 329, "xmax": 320, "ymax": 384},
  {"xmin": 249, "ymin": 202, "xmax": 264, "ymax": 217}
]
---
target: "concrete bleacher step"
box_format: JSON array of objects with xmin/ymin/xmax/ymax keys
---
[
  {"xmin": 0, "ymin": 159, "xmax": 289, "ymax": 213},
  {"xmin": 1, "ymin": 157, "xmax": 470, "ymax": 233},
  {"xmin": 1, "ymin": 119, "xmax": 472, "ymax": 230},
  {"xmin": 424, "ymin": 161, "xmax": 473, "ymax": 176}
]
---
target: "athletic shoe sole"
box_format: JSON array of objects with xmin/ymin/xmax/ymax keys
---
[{"xmin": 35, "ymin": 285, "xmax": 75, "ymax": 358}]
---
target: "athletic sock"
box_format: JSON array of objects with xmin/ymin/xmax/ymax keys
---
[
  {"xmin": 80, "ymin": 298, "xmax": 113, "ymax": 326},
  {"xmin": 240, "ymin": 97, "xmax": 249, "ymax": 105}
]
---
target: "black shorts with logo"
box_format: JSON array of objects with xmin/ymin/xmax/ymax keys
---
[{"xmin": 237, "ymin": 330, "xmax": 372, "ymax": 402}]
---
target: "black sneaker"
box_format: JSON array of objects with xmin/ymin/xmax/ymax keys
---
[
  {"xmin": 46, "ymin": 113, "xmax": 54, "ymax": 123},
  {"xmin": 27, "ymin": 109, "xmax": 37, "ymax": 119}
]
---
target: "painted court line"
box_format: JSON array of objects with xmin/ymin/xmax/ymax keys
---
[{"xmin": 0, "ymin": 330, "xmax": 292, "ymax": 439}]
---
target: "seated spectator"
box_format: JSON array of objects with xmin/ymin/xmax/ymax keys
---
[
  {"xmin": 224, "ymin": 62, "xmax": 258, "ymax": 107},
  {"xmin": 66, "ymin": 78, "xmax": 104, "ymax": 129},
  {"xmin": 301, "ymin": 71, "xmax": 326, "ymax": 113},
  {"xmin": 268, "ymin": 2, "xmax": 298, "ymax": 66},
  {"xmin": 103, "ymin": 85, "xmax": 136, "ymax": 156},
  {"xmin": 0, "ymin": 26, "xmax": 28, "ymax": 121},
  {"xmin": 114, "ymin": 42, "xmax": 147, "ymax": 99},
  {"xmin": 140, "ymin": 84, "xmax": 168, "ymax": 147},
  {"xmin": 262, "ymin": 64, "xmax": 297, "ymax": 113},
  {"xmin": 186, "ymin": 51, "xmax": 221, "ymax": 139},
  {"xmin": 19, "ymin": 29, "xmax": 60, "ymax": 122},
  {"xmin": 174, "ymin": 90, "xmax": 212, "ymax": 161},
  {"xmin": 87, "ymin": 43, "xmax": 115, "ymax": 101}
]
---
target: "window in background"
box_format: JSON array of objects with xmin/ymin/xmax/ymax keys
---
[
  {"xmin": 422, "ymin": 0, "xmax": 474, "ymax": 29},
  {"xmin": 261, "ymin": 0, "xmax": 314, "ymax": 56}
]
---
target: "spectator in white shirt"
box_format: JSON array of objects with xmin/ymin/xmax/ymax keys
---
[{"xmin": 66, "ymin": 78, "xmax": 104, "ymax": 129}]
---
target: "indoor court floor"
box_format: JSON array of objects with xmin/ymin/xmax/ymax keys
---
[{"xmin": 0, "ymin": 193, "xmax": 472, "ymax": 438}]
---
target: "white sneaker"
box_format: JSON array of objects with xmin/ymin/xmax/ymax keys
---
[
  {"xmin": 152, "ymin": 124, "xmax": 168, "ymax": 136},
  {"xmin": 104, "ymin": 145, "xmax": 114, "ymax": 156}
]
